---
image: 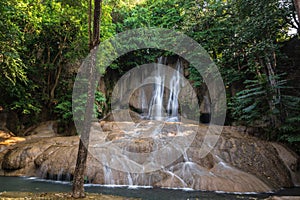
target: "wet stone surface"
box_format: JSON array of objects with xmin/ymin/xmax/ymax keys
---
[{"xmin": 0, "ymin": 120, "xmax": 299, "ymax": 193}]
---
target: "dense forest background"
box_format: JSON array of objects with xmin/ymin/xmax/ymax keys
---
[{"xmin": 1, "ymin": 0, "xmax": 300, "ymax": 152}]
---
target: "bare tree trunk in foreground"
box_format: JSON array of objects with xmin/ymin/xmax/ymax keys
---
[{"xmin": 72, "ymin": 0, "xmax": 102, "ymax": 198}]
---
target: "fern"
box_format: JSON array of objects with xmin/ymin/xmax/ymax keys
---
[
  {"xmin": 229, "ymin": 73, "xmax": 300, "ymax": 153},
  {"xmin": 229, "ymin": 76, "xmax": 269, "ymax": 126}
]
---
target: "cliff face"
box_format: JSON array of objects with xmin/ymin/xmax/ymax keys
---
[{"xmin": 100, "ymin": 56, "xmax": 209, "ymax": 123}]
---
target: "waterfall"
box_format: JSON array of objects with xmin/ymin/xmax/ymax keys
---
[
  {"xmin": 140, "ymin": 88, "xmax": 147, "ymax": 113},
  {"xmin": 166, "ymin": 59, "xmax": 182, "ymax": 121},
  {"xmin": 147, "ymin": 57, "xmax": 165, "ymax": 120},
  {"xmin": 146, "ymin": 56, "xmax": 182, "ymax": 121}
]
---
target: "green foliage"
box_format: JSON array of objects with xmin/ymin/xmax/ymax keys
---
[
  {"xmin": 94, "ymin": 91, "xmax": 107, "ymax": 118},
  {"xmin": 101, "ymin": 5, "xmax": 117, "ymax": 40},
  {"xmin": 115, "ymin": 0, "xmax": 297, "ymax": 120},
  {"xmin": 1, "ymin": 0, "xmax": 299, "ymax": 154},
  {"xmin": 115, "ymin": 0, "xmax": 184, "ymax": 30},
  {"xmin": 229, "ymin": 75, "xmax": 276, "ymax": 126},
  {"xmin": 188, "ymin": 66, "xmax": 203, "ymax": 88},
  {"xmin": 55, "ymin": 91, "xmax": 106, "ymax": 123},
  {"xmin": 0, "ymin": 0, "xmax": 27, "ymax": 85},
  {"xmin": 230, "ymin": 73, "xmax": 300, "ymax": 153},
  {"xmin": 54, "ymin": 100, "xmax": 73, "ymax": 120},
  {"xmin": 0, "ymin": 0, "xmax": 90, "ymax": 127},
  {"xmin": 278, "ymin": 94, "xmax": 300, "ymax": 152}
]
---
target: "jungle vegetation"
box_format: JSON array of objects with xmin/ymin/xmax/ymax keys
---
[{"xmin": 0, "ymin": 0, "xmax": 299, "ymax": 153}]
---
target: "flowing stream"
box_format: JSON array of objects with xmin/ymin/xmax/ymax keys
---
[{"xmin": 1, "ymin": 176, "xmax": 300, "ymax": 200}]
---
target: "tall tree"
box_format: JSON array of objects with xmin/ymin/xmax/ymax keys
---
[
  {"xmin": 294, "ymin": 0, "xmax": 300, "ymax": 25},
  {"xmin": 72, "ymin": 0, "xmax": 102, "ymax": 198}
]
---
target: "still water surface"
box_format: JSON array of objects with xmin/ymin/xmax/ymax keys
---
[{"xmin": 0, "ymin": 176, "xmax": 299, "ymax": 200}]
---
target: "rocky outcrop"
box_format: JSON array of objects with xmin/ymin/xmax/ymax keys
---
[
  {"xmin": 0, "ymin": 121, "xmax": 299, "ymax": 193},
  {"xmin": 0, "ymin": 130, "xmax": 25, "ymax": 152},
  {"xmin": 22, "ymin": 121, "xmax": 58, "ymax": 138}
]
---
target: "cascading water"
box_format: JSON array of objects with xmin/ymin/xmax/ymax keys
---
[
  {"xmin": 88, "ymin": 56, "xmax": 224, "ymax": 191},
  {"xmin": 140, "ymin": 89, "xmax": 147, "ymax": 114},
  {"xmin": 147, "ymin": 57, "xmax": 165, "ymax": 120},
  {"xmin": 147, "ymin": 57, "xmax": 182, "ymax": 121},
  {"xmin": 166, "ymin": 59, "xmax": 182, "ymax": 121}
]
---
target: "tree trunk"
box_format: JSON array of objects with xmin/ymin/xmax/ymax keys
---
[
  {"xmin": 71, "ymin": 140, "xmax": 89, "ymax": 198},
  {"xmin": 88, "ymin": 0, "xmax": 92, "ymax": 50},
  {"xmin": 72, "ymin": 0, "xmax": 102, "ymax": 198},
  {"xmin": 294, "ymin": 0, "xmax": 300, "ymax": 27},
  {"xmin": 93, "ymin": 0, "xmax": 102, "ymax": 47},
  {"xmin": 265, "ymin": 55, "xmax": 279, "ymax": 127},
  {"xmin": 72, "ymin": 51, "xmax": 98, "ymax": 199}
]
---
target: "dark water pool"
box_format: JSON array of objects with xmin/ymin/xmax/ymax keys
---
[{"xmin": 0, "ymin": 176, "xmax": 299, "ymax": 200}]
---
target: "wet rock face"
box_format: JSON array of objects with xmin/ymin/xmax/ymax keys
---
[
  {"xmin": 0, "ymin": 136, "xmax": 78, "ymax": 177},
  {"xmin": 0, "ymin": 121, "xmax": 299, "ymax": 193},
  {"xmin": 213, "ymin": 135, "xmax": 292, "ymax": 189}
]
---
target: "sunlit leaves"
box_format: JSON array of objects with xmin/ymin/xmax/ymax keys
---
[{"xmin": 0, "ymin": 0, "xmax": 90, "ymax": 121}]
